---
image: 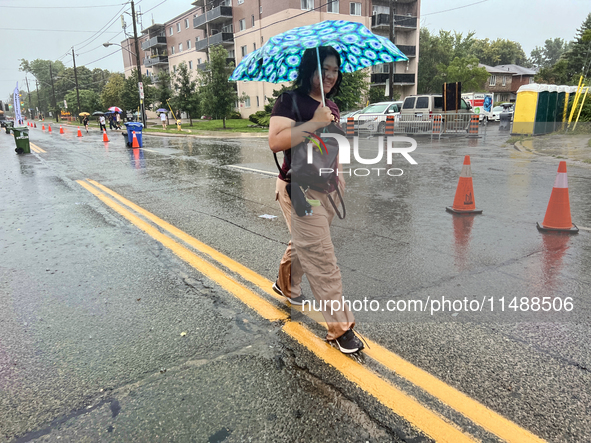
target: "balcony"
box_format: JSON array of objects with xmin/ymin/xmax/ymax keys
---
[
  {"xmin": 195, "ymin": 32, "xmax": 234, "ymax": 51},
  {"xmin": 193, "ymin": 6, "xmax": 233, "ymax": 29},
  {"xmin": 197, "ymin": 57, "xmax": 235, "ymax": 71},
  {"xmin": 396, "ymin": 45, "xmax": 416, "ymax": 58},
  {"xmin": 371, "ymin": 14, "xmax": 418, "ymax": 31},
  {"xmin": 371, "ymin": 73, "xmax": 415, "ymax": 85},
  {"xmin": 144, "ymin": 55, "xmax": 169, "ymax": 68},
  {"xmin": 141, "ymin": 36, "xmax": 167, "ymax": 51}
]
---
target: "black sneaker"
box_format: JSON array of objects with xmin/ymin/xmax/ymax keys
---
[
  {"xmin": 335, "ymin": 329, "xmax": 365, "ymax": 354},
  {"xmin": 272, "ymin": 281, "xmax": 307, "ymax": 306}
]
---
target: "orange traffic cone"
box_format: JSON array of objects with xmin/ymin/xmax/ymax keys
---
[
  {"xmin": 42, "ymin": 124, "xmax": 45, "ymax": 131},
  {"xmin": 446, "ymin": 155, "xmax": 483, "ymax": 214},
  {"xmin": 77, "ymin": 127, "xmax": 82, "ymax": 137},
  {"xmin": 48, "ymin": 125, "xmax": 52, "ymax": 133},
  {"xmin": 102, "ymin": 129, "xmax": 109, "ymax": 142},
  {"xmin": 131, "ymin": 131, "xmax": 140, "ymax": 148},
  {"xmin": 537, "ymin": 161, "xmax": 578, "ymax": 233},
  {"xmin": 59, "ymin": 125, "xmax": 64, "ymax": 134}
]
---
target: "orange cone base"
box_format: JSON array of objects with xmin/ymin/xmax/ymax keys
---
[
  {"xmin": 446, "ymin": 206, "xmax": 483, "ymax": 215},
  {"xmin": 536, "ymin": 222, "xmax": 578, "ymax": 233}
]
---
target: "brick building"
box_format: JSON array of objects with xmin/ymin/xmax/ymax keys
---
[
  {"xmin": 481, "ymin": 63, "xmax": 536, "ymax": 103},
  {"xmin": 120, "ymin": 0, "xmax": 420, "ymax": 117}
]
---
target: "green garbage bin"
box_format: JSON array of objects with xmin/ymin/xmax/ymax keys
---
[
  {"xmin": 5, "ymin": 121, "xmax": 14, "ymax": 134},
  {"xmin": 12, "ymin": 127, "xmax": 31, "ymax": 154}
]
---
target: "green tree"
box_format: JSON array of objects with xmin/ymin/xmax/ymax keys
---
[
  {"xmin": 530, "ymin": 38, "xmax": 571, "ymax": 68},
  {"xmin": 333, "ymin": 70, "xmax": 369, "ymax": 111},
  {"xmin": 155, "ymin": 71, "xmax": 173, "ymax": 109},
  {"xmin": 65, "ymin": 89, "xmax": 101, "ymax": 115},
  {"xmin": 19, "ymin": 59, "xmax": 66, "ymax": 115},
  {"xmin": 101, "ymin": 73, "xmax": 125, "ymax": 110},
  {"xmin": 120, "ymin": 70, "xmax": 154, "ymax": 112},
  {"xmin": 368, "ymin": 86, "xmax": 399, "ymax": 104},
  {"xmin": 198, "ymin": 45, "xmax": 239, "ymax": 128},
  {"xmin": 171, "ymin": 62, "xmax": 199, "ymax": 125},
  {"xmin": 470, "ymin": 38, "xmax": 528, "ymax": 66},
  {"xmin": 438, "ymin": 56, "xmax": 489, "ymax": 91}
]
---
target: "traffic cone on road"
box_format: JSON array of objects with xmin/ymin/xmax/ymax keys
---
[
  {"xmin": 48, "ymin": 125, "xmax": 52, "ymax": 133},
  {"xmin": 537, "ymin": 161, "xmax": 578, "ymax": 233},
  {"xmin": 42, "ymin": 124, "xmax": 45, "ymax": 131},
  {"xmin": 446, "ymin": 155, "xmax": 483, "ymax": 214},
  {"xmin": 34, "ymin": 123, "xmax": 37, "ymax": 128},
  {"xmin": 77, "ymin": 127, "xmax": 82, "ymax": 137},
  {"xmin": 131, "ymin": 131, "xmax": 139, "ymax": 148},
  {"xmin": 59, "ymin": 125, "xmax": 64, "ymax": 134},
  {"xmin": 102, "ymin": 129, "xmax": 109, "ymax": 142}
]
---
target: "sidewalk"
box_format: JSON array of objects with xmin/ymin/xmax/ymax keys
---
[{"xmin": 514, "ymin": 132, "xmax": 591, "ymax": 166}]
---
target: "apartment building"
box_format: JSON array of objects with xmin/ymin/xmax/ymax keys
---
[
  {"xmin": 481, "ymin": 64, "xmax": 537, "ymax": 102},
  {"xmin": 120, "ymin": 0, "xmax": 420, "ymax": 117}
]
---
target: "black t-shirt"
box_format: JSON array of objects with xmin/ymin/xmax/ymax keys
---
[{"xmin": 271, "ymin": 90, "xmax": 340, "ymax": 181}]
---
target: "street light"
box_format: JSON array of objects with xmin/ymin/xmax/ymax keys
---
[{"xmin": 104, "ymin": 41, "xmax": 146, "ymax": 126}]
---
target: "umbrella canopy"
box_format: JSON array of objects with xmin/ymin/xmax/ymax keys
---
[
  {"xmin": 108, "ymin": 106, "xmax": 122, "ymax": 113},
  {"xmin": 156, "ymin": 108, "xmax": 168, "ymax": 113},
  {"xmin": 92, "ymin": 111, "xmax": 104, "ymax": 116},
  {"xmin": 230, "ymin": 20, "xmax": 408, "ymax": 84},
  {"xmin": 79, "ymin": 112, "xmax": 90, "ymax": 116}
]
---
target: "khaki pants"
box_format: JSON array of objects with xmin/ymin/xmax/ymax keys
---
[{"xmin": 275, "ymin": 178, "xmax": 355, "ymax": 341}]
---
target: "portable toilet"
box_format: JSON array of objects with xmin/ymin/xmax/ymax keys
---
[
  {"xmin": 513, "ymin": 84, "xmax": 541, "ymax": 135},
  {"xmin": 556, "ymin": 86, "xmax": 568, "ymax": 131},
  {"xmin": 546, "ymin": 84, "xmax": 558, "ymax": 133}
]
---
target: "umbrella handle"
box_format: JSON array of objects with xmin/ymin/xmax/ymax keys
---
[{"xmin": 316, "ymin": 47, "xmax": 325, "ymax": 107}]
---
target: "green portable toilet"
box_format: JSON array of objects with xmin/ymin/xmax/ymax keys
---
[
  {"xmin": 556, "ymin": 86, "xmax": 567, "ymax": 131},
  {"xmin": 534, "ymin": 84, "xmax": 549, "ymax": 135},
  {"xmin": 513, "ymin": 84, "xmax": 540, "ymax": 135},
  {"xmin": 546, "ymin": 84, "xmax": 558, "ymax": 133}
]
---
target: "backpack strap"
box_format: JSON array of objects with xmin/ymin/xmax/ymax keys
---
[
  {"xmin": 273, "ymin": 91, "xmax": 300, "ymax": 180},
  {"xmin": 327, "ymin": 187, "xmax": 346, "ymax": 220}
]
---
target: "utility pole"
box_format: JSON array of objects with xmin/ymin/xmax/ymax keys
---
[
  {"xmin": 49, "ymin": 62, "xmax": 58, "ymax": 123},
  {"xmin": 35, "ymin": 80, "xmax": 41, "ymax": 118},
  {"xmin": 25, "ymin": 77, "xmax": 32, "ymax": 120},
  {"xmin": 131, "ymin": 0, "xmax": 146, "ymax": 127},
  {"xmin": 388, "ymin": 0, "xmax": 395, "ymax": 100},
  {"xmin": 72, "ymin": 47, "xmax": 81, "ymax": 116}
]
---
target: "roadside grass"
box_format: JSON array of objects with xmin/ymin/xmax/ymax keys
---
[
  {"xmin": 143, "ymin": 119, "xmax": 268, "ymax": 134},
  {"xmin": 504, "ymin": 135, "xmax": 531, "ymax": 146}
]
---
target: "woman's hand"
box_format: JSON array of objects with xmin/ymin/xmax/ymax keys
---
[{"xmin": 311, "ymin": 104, "xmax": 333, "ymax": 128}]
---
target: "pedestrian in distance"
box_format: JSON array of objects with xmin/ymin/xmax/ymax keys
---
[
  {"xmin": 99, "ymin": 115, "xmax": 106, "ymax": 132},
  {"xmin": 83, "ymin": 115, "xmax": 89, "ymax": 133},
  {"xmin": 115, "ymin": 112, "xmax": 121, "ymax": 130},
  {"xmin": 109, "ymin": 114, "xmax": 115, "ymax": 130},
  {"xmin": 160, "ymin": 112, "xmax": 167, "ymax": 130},
  {"xmin": 268, "ymin": 46, "xmax": 364, "ymax": 355}
]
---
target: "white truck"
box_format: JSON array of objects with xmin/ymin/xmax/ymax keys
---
[{"xmin": 461, "ymin": 93, "xmax": 494, "ymax": 122}]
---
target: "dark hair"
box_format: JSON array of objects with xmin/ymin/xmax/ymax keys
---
[{"xmin": 294, "ymin": 46, "xmax": 342, "ymax": 99}]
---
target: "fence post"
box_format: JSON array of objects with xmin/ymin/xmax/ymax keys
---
[
  {"xmin": 346, "ymin": 117, "xmax": 356, "ymax": 137},
  {"xmin": 467, "ymin": 114, "xmax": 479, "ymax": 137},
  {"xmin": 385, "ymin": 115, "xmax": 395, "ymax": 136}
]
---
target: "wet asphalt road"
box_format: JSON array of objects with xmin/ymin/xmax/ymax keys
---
[{"xmin": 1, "ymin": 123, "xmax": 590, "ymax": 442}]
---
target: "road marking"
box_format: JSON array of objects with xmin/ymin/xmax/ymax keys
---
[
  {"xmin": 227, "ymin": 165, "xmax": 277, "ymax": 176},
  {"xmin": 30, "ymin": 143, "xmax": 46, "ymax": 153},
  {"xmin": 79, "ymin": 179, "xmax": 547, "ymax": 443},
  {"xmin": 577, "ymin": 226, "xmax": 591, "ymax": 231}
]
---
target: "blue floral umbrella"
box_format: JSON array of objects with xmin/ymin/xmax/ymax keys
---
[{"xmin": 229, "ymin": 20, "xmax": 408, "ymax": 86}]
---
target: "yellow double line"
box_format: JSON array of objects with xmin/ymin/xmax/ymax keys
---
[
  {"xmin": 30, "ymin": 142, "xmax": 46, "ymax": 153},
  {"xmin": 77, "ymin": 178, "xmax": 545, "ymax": 443}
]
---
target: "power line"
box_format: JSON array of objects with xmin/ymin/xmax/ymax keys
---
[
  {"xmin": 0, "ymin": 3, "xmax": 125, "ymax": 8},
  {"xmin": 423, "ymin": 0, "xmax": 489, "ymax": 17},
  {"xmin": 74, "ymin": 4, "xmax": 128, "ymax": 51},
  {"xmin": 142, "ymin": 0, "xmax": 168, "ymax": 15},
  {"xmin": 81, "ymin": 49, "xmax": 121, "ymax": 67},
  {"xmin": 0, "ymin": 28, "xmax": 120, "ymax": 33}
]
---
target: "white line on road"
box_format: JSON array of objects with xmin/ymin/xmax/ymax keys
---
[{"xmin": 227, "ymin": 165, "xmax": 277, "ymax": 176}]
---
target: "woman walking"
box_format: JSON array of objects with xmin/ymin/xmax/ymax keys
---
[
  {"xmin": 268, "ymin": 46, "xmax": 363, "ymax": 354},
  {"xmin": 83, "ymin": 115, "xmax": 89, "ymax": 133}
]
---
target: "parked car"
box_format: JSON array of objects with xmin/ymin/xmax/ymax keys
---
[
  {"xmin": 490, "ymin": 103, "xmax": 514, "ymax": 122},
  {"xmin": 339, "ymin": 109, "xmax": 364, "ymax": 124},
  {"xmin": 354, "ymin": 101, "xmax": 403, "ymax": 133},
  {"xmin": 400, "ymin": 94, "xmax": 474, "ymax": 133}
]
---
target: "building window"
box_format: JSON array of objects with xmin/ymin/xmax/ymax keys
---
[
  {"xmin": 327, "ymin": 0, "xmax": 339, "ymax": 13},
  {"xmin": 502, "ymin": 75, "xmax": 506, "ymax": 86},
  {"xmin": 189, "ymin": 60, "xmax": 193, "ymax": 69},
  {"xmin": 489, "ymin": 75, "xmax": 496, "ymax": 86},
  {"xmin": 239, "ymin": 19, "xmax": 245, "ymax": 31},
  {"xmin": 187, "ymin": 40, "xmax": 191, "ymax": 49},
  {"xmin": 238, "ymin": 0, "xmax": 244, "ymax": 4},
  {"xmin": 171, "ymin": 46, "xmax": 175, "ymax": 55},
  {"xmin": 256, "ymin": 96, "xmax": 259, "ymax": 107},
  {"xmin": 169, "ymin": 26, "xmax": 173, "ymax": 35},
  {"xmin": 177, "ymin": 23, "xmax": 181, "ymax": 33},
  {"xmin": 261, "ymin": 36, "xmax": 264, "ymax": 44},
  {"xmin": 260, "ymin": 5, "xmax": 262, "ymax": 13},
  {"xmin": 252, "ymin": 15, "xmax": 255, "ymax": 27},
  {"xmin": 185, "ymin": 18, "xmax": 189, "ymax": 28},
  {"xmin": 179, "ymin": 43, "xmax": 183, "ymax": 52},
  {"xmin": 301, "ymin": 0, "xmax": 313, "ymax": 10},
  {"xmin": 350, "ymin": 2, "xmax": 361, "ymax": 15},
  {"xmin": 198, "ymin": 58, "xmax": 202, "ymax": 64},
  {"xmin": 529, "ymin": 77, "xmax": 534, "ymax": 84},
  {"xmin": 173, "ymin": 65, "xmax": 177, "ymax": 73},
  {"xmin": 241, "ymin": 45, "xmax": 248, "ymax": 57},
  {"xmin": 253, "ymin": 42, "xmax": 256, "ymax": 51},
  {"xmin": 245, "ymin": 96, "xmax": 251, "ymax": 107}
]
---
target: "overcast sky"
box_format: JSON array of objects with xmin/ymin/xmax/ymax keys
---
[{"xmin": 1, "ymin": 0, "xmax": 590, "ymax": 101}]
